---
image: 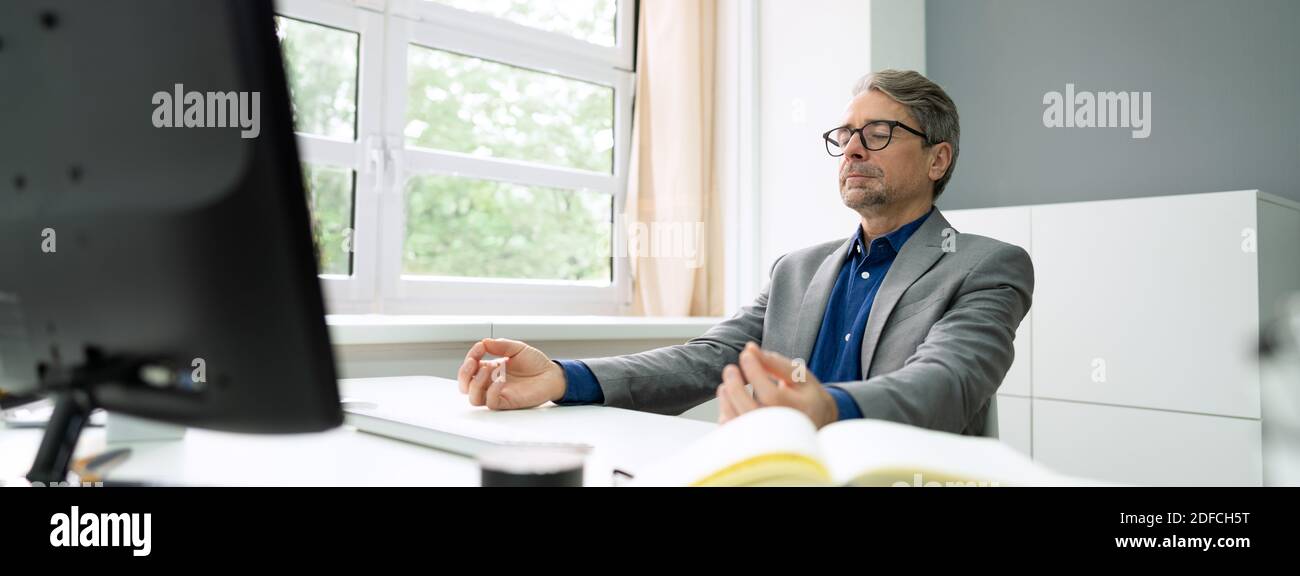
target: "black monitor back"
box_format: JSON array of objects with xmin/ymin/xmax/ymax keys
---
[{"xmin": 0, "ymin": 0, "xmax": 342, "ymax": 433}]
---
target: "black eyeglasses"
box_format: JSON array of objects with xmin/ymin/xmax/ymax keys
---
[{"xmin": 823, "ymin": 120, "xmax": 928, "ymax": 156}]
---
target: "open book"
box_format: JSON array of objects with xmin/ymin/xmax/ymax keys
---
[{"xmin": 633, "ymin": 407, "xmax": 1086, "ymax": 487}]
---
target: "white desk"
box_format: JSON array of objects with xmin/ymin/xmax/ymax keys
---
[{"xmin": 0, "ymin": 376, "xmax": 717, "ymax": 487}]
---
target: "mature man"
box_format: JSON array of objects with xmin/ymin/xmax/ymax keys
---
[{"xmin": 457, "ymin": 69, "xmax": 1033, "ymax": 435}]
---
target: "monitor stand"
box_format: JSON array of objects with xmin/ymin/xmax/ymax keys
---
[{"xmin": 26, "ymin": 347, "xmax": 164, "ymax": 485}]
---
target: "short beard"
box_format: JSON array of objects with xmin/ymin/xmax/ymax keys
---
[{"xmin": 841, "ymin": 181, "xmax": 889, "ymax": 211}]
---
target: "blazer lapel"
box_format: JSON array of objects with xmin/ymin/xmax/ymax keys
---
[
  {"xmin": 790, "ymin": 236, "xmax": 854, "ymax": 363},
  {"xmin": 860, "ymin": 209, "xmax": 952, "ymax": 374}
]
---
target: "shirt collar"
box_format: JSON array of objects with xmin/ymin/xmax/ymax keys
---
[{"xmin": 849, "ymin": 205, "xmax": 934, "ymax": 262}]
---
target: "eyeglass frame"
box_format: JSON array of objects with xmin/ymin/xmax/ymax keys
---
[{"xmin": 823, "ymin": 120, "xmax": 929, "ymax": 157}]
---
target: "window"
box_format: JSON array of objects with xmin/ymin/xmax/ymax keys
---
[
  {"xmin": 425, "ymin": 0, "xmax": 618, "ymax": 47},
  {"xmin": 272, "ymin": 0, "xmax": 381, "ymax": 311},
  {"xmin": 274, "ymin": 0, "xmax": 634, "ymax": 314},
  {"xmin": 404, "ymin": 46, "xmax": 615, "ymax": 173},
  {"xmin": 404, "ymin": 174, "xmax": 613, "ymax": 281},
  {"xmin": 276, "ymin": 15, "xmax": 360, "ymax": 276},
  {"xmin": 277, "ymin": 16, "xmax": 359, "ymax": 141},
  {"xmin": 302, "ymin": 164, "xmax": 357, "ymax": 276}
]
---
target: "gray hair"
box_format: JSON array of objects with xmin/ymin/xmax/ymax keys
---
[{"xmin": 852, "ymin": 69, "xmax": 960, "ymax": 199}]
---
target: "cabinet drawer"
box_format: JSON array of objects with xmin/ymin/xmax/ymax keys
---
[
  {"xmin": 994, "ymin": 394, "xmax": 1031, "ymax": 458},
  {"xmin": 1033, "ymin": 398, "xmax": 1261, "ymax": 486}
]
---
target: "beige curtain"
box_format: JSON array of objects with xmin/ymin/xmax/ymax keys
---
[{"xmin": 626, "ymin": 0, "xmax": 725, "ymax": 317}]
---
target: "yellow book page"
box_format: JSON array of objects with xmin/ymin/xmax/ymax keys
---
[
  {"xmin": 817, "ymin": 418, "xmax": 1071, "ymax": 486},
  {"xmin": 691, "ymin": 452, "xmax": 833, "ymax": 487},
  {"xmin": 632, "ymin": 407, "xmax": 831, "ymax": 486}
]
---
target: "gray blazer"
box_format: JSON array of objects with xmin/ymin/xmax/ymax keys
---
[{"xmin": 582, "ymin": 208, "xmax": 1034, "ymax": 436}]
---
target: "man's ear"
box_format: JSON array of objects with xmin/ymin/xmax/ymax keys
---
[{"xmin": 927, "ymin": 142, "xmax": 953, "ymax": 183}]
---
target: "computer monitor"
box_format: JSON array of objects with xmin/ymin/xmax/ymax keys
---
[{"xmin": 0, "ymin": 0, "xmax": 342, "ymax": 483}]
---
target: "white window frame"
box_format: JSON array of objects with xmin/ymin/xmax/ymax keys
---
[
  {"xmin": 278, "ymin": 0, "xmax": 636, "ymax": 315},
  {"xmin": 275, "ymin": 0, "xmax": 386, "ymax": 314}
]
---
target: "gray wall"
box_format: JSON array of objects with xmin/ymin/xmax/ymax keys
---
[{"xmin": 927, "ymin": 0, "xmax": 1300, "ymax": 209}]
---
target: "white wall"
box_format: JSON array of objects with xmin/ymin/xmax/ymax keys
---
[{"xmin": 869, "ymin": 0, "xmax": 926, "ymax": 74}]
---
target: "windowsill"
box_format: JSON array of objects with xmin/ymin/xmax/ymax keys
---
[{"xmin": 326, "ymin": 315, "xmax": 724, "ymax": 346}]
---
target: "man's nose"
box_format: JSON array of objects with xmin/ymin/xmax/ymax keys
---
[{"xmin": 843, "ymin": 134, "xmax": 870, "ymax": 160}]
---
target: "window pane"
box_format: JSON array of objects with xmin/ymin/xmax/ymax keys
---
[
  {"xmin": 276, "ymin": 16, "xmax": 359, "ymax": 140},
  {"xmin": 406, "ymin": 45, "xmax": 615, "ymax": 174},
  {"xmin": 425, "ymin": 0, "xmax": 616, "ymax": 47},
  {"xmin": 302, "ymin": 164, "xmax": 356, "ymax": 276},
  {"xmin": 404, "ymin": 174, "xmax": 612, "ymax": 282}
]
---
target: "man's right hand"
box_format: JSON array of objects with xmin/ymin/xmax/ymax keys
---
[{"xmin": 457, "ymin": 338, "xmax": 567, "ymax": 410}]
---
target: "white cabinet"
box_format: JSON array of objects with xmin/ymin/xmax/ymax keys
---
[
  {"xmin": 1033, "ymin": 398, "xmax": 1262, "ymax": 486},
  {"xmin": 945, "ymin": 190, "xmax": 1300, "ymax": 485},
  {"xmin": 1031, "ymin": 191, "xmax": 1264, "ymax": 418},
  {"xmin": 994, "ymin": 395, "xmax": 1032, "ymax": 458}
]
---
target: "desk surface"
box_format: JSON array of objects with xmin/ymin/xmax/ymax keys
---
[{"xmin": 0, "ymin": 376, "xmax": 717, "ymax": 487}]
